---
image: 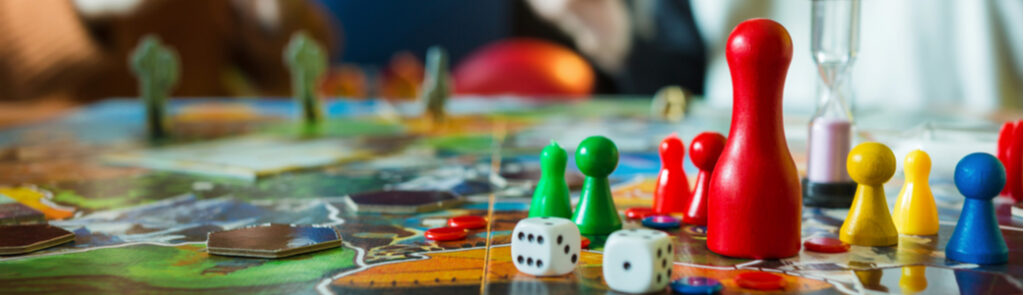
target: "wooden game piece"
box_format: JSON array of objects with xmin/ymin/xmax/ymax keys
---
[
  {"xmin": 581, "ymin": 236, "xmax": 590, "ymax": 249},
  {"xmin": 892, "ymin": 150, "xmax": 939, "ymax": 236},
  {"xmin": 707, "ymin": 19, "xmax": 802, "ymax": 259},
  {"xmin": 625, "ymin": 207, "xmax": 655, "ymax": 220},
  {"xmin": 840, "ymin": 142, "xmax": 899, "ymax": 246},
  {"xmin": 899, "ymin": 265, "xmax": 927, "ymax": 293},
  {"xmin": 528, "ymin": 141, "xmax": 572, "ymax": 219},
  {"xmin": 802, "ymin": 236, "xmax": 850, "ymax": 253},
  {"xmin": 447, "ymin": 216, "xmax": 487, "ymax": 229},
  {"xmin": 421, "ymin": 46, "xmax": 451, "ymax": 124},
  {"xmin": 130, "ymin": 35, "xmax": 180, "ymax": 139},
  {"xmin": 207, "ymin": 224, "xmax": 341, "ymax": 258},
  {"xmin": 571, "ymin": 136, "xmax": 623, "ymax": 235},
  {"xmin": 997, "ymin": 120, "xmax": 1022, "ymax": 202},
  {"xmin": 650, "ymin": 85, "xmax": 687, "ymax": 122},
  {"xmin": 642, "ymin": 215, "xmax": 682, "ymax": 230},
  {"xmin": 653, "ymin": 134, "xmax": 691, "ymax": 214},
  {"xmin": 343, "ymin": 190, "xmax": 463, "ymax": 213},
  {"xmin": 0, "ymin": 224, "xmax": 75, "ymax": 255},
  {"xmin": 284, "ymin": 31, "xmax": 328, "ymax": 127},
  {"xmin": 671, "ymin": 277, "xmax": 723, "ymax": 294},
  {"xmin": 683, "ymin": 132, "xmax": 725, "ymax": 226},
  {"xmin": 946, "ymin": 153, "xmax": 1009, "ymax": 265},
  {"xmin": 735, "ymin": 272, "xmax": 786, "ymax": 290},
  {"xmin": 424, "ymin": 227, "xmax": 468, "ymax": 241}
]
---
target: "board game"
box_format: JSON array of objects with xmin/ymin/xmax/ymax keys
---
[{"xmin": 0, "ymin": 94, "xmax": 1020, "ymax": 294}]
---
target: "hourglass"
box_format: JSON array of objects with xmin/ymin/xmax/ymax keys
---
[{"xmin": 803, "ymin": 0, "xmax": 860, "ymax": 208}]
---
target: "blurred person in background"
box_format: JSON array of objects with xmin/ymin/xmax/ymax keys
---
[
  {"xmin": 0, "ymin": 0, "xmax": 335, "ymax": 124},
  {"xmin": 0, "ymin": 0, "xmax": 1019, "ymax": 125}
]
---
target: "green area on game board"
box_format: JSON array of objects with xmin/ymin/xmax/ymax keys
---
[{"xmin": 0, "ymin": 244, "xmax": 357, "ymax": 292}]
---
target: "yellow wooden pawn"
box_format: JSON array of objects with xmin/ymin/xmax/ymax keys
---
[
  {"xmin": 892, "ymin": 150, "xmax": 939, "ymax": 236},
  {"xmin": 840, "ymin": 142, "xmax": 899, "ymax": 246}
]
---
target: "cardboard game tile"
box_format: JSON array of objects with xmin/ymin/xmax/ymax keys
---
[
  {"xmin": 0, "ymin": 193, "xmax": 45, "ymax": 225},
  {"xmin": 343, "ymin": 190, "xmax": 462, "ymax": 213},
  {"xmin": 0, "ymin": 224, "xmax": 75, "ymax": 255},
  {"xmin": 206, "ymin": 224, "xmax": 342, "ymax": 258}
]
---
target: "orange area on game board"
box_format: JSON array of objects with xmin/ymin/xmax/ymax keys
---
[
  {"xmin": 333, "ymin": 247, "xmax": 488, "ymax": 288},
  {"xmin": 0, "ymin": 186, "xmax": 74, "ymax": 219}
]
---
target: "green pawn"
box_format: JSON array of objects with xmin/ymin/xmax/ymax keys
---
[
  {"xmin": 572, "ymin": 136, "xmax": 623, "ymax": 235},
  {"xmin": 529, "ymin": 141, "xmax": 572, "ymax": 219}
]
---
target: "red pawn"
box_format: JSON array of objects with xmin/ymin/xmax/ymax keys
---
[
  {"xmin": 997, "ymin": 120, "xmax": 1022, "ymax": 202},
  {"xmin": 683, "ymin": 132, "xmax": 725, "ymax": 226},
  {"xmin": 653, "ymin": 134, "xmax": 691, "ymax": 214},
  {"xmin": 707, "ymin": 19, "xmax": 802, "ymax": 259}
]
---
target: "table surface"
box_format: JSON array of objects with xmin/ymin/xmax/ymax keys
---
[{"xmin": 0, "ymin": 97, "xmax": 1019, "ymax": 294}]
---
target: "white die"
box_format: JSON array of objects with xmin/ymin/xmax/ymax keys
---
[
  {"xmin": 511, "ymin": 217, "xmax": 582, "ymax": 276},
  {"xmin": 602, "ymin": 229, "xmax": 673, "ymax": 293}
]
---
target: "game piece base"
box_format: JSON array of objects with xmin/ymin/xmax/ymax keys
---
[{"xmin": 802, "ymin": 178, "xmax": 857, "ymax": 208}]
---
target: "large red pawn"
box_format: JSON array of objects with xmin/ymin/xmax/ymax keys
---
[
  {"xmin": 683, "ymin": 132, "xmax": 726, "ymax": 226},
  {"xmin": 997, "ymin": 120, "xmax": 1022, "ymax": 202},
  {"xmin": 707, "ymin": 19, "xmax": 802, "ymax": 259},
  {"xmin": 653, "ymin": 134, "xmax": 691, "ymax": 214}
]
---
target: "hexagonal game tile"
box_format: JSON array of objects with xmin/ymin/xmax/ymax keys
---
[
  {"xmin": 343, "ymin": 190, "xmax": 462, "ymax": 213},
  {"xmin": 0, "ymin": 224, "xmax": 75, "ymax": 255},
  {"xmin": 207, "ymin": 224, "xmax": 341, "ymax": 258}
]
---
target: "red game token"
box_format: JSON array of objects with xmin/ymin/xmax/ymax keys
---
[
  {"xmin": 803, "ymin": 237, "xmax": 850, "ymax": 253},
  {"xmin": 625, "ymin": 207, "xmax": 655, "ymax": 220},
  {"xmin": 581, "ymin": 236, "xmax": 591, "ymax": 249},
  {"xmin": 424, "ymin": 227, "xmax": 468, "ymax": 241},
  {"xmin": 448, "ymin": 216, "xmax": 487, "ymax": 229},
  {"xmin": 735, "ymin": 272, "xmax": 786, "ymax": 290}
]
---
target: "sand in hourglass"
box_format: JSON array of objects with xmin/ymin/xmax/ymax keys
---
[{"xmin": 807, "ymin": 118, "xmax": 852, "ymax": 182}]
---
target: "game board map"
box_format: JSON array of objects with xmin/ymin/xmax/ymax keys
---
[{"xmin": 0, "ymin": 98, "xmax": 1019, "ymax": 294}]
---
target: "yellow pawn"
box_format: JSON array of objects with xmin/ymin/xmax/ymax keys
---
[
  {"xmin": 892, "ymin": 150, "xmax": 939, "ymax": 236},
  {"xmin": 840, "ymin": 142, "xmax": 899, "ymax": 246},
  {"xmin": 899, "ymin": 265, "xmax": 928, "ymax": 294}
]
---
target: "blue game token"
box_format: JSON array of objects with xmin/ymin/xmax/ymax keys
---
[
  {"xmin": 671, "ymin": 276, "xmax": 723, "ymax": 294},
  {"xmin": 642, "ymin": 215, "xmax": 681, "ymax": 229}
]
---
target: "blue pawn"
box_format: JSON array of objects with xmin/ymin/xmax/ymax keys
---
[{"xmin": 946, "ymin": 152, "xmax": 1008, "ymax": 265}]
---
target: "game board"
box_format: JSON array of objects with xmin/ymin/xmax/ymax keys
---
[{"xmin": 0, "ymin": 97, "xmax": 1019, "ymax": 294}]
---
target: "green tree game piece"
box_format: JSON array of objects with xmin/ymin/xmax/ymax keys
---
[
  {"xmin": 529, "ymin": 141, "xmax": 572, "ymax": 219},
  {"xmin": 130, "ymin": 35, "xmax": 180, "ymax": 139},
  {"xmin": 284, "ymin": 32, "xmax": 327, "ymax": 126},
  {"xmin": 572, "ymin": 135, "xmax": 623, "ymax": 235},
  {"xmin": 421, "ymin": 46, "xmax": 450, "ymax": 123}
]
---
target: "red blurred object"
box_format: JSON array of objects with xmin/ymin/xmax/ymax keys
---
[
  {"xmin": 447, "ymin": 215, "xmax": 487, "ymax": 229},
  {"xmin": 802, "ymin": 237, "xmax": 850, "ymax": 253},
  {"xmin": 707, "ymin": 19, "xmax": 801, "ymax": 259},
  {"xmin": 625, "ymin": 207, "xmax": 655, "ymax": 220},
  {"xmin": 683, "ymin": 132, "xmax": 726, "ymax": 226},
  {"xmin": 424, "ymin": 227, "xmax": 467, "ymax": 241},
  {"xmin": 653, "ymin": 134, "xmax": 691, "ymax": 214},
  {"xmin": 454, "ymin": 38, "xmax": 594, "ymax": 98},
  {"xmin": 997, "ymin": 120, "xmax": 1022, "ymax": 202}
]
